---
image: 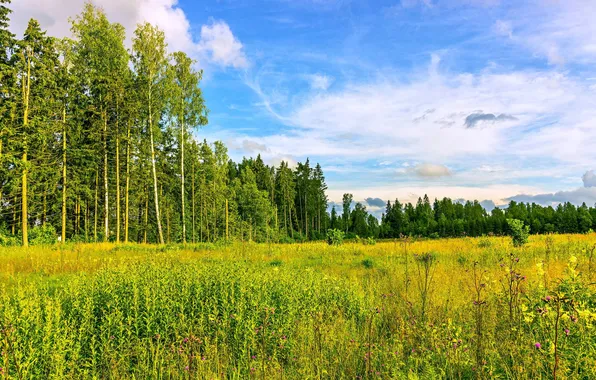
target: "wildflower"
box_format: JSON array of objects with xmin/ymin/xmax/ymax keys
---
[
  {"xmin": 534, "ymin": 342, "xmax": 541, "ymax": 349},
  {"xmin": 565, "ymin": 329, "xmax": 570, "ymax": 336},
  {"xmin": 252, "ymin": 355, "xmax": 256, "ymax": 360},
  {"xmin": 184, "ymin": 366, "xmax": 189, "ymax": 371},
  {"xmin": 183, "ymin": 337, "xmax": 189, "ymax": 343},
  {"xmin": 544, "ymin": 296, "xmax": 551, "ymax": 302}
]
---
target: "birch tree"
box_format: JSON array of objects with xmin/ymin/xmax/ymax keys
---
[{"xmin": 132, "ymin": 22, "xmax": 169, "ymax": 244}]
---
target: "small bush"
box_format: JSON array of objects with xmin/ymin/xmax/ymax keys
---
[
  {"xmin": 429, "ymin": 232, "xmax": 440, "ymax": 239},
  {"xmin": 507, "ymin": 219, "xmax": 530, "ymax": 247},
  {"xmin": 29, "ymin": 224, "xmax": 57, "ymax": 246},
  {"xmin": 0, "ymin": 226, "xmax": 19, "ymax": 247},
  {"xmin": 478, "ymin": 236, "xmax": 492, "ymax": 248},
  {"xmin": 326, "ymin": 229, "xmax": 345, "ymax": 246},
  {"xmin": 269, "ymin": 259, "xmax": 283, "ymax": 267},
  {"xmin": 361, "ymin": 258, "xmax": 374, "ymax": 269},
  {"xmin": 363, "ymin": 237, "xmax": 376, "ymax": 245},
  {"xmin": 457, "ymin": 254, "xmax": 468, "ymax": 266}
]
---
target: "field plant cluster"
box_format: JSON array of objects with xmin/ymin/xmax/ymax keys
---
[{"xmin": 0, "ymin": 234, "xmax": 594, "ymax": 379}]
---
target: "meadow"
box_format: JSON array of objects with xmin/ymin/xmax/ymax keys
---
[{"xmin": 0, "ymin": 235, "xmax": 595, "ymax": 379}]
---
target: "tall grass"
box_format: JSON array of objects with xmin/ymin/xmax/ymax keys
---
[{"xmin": 0, "ymin": 234, "xmax": 595, "ymax": 378}]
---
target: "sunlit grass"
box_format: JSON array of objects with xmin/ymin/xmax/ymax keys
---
[{"xmin": 0, "ymin": 234, "xmax": 595, "ymax": 378}]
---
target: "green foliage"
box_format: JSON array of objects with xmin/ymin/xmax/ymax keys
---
[
  {"xmin": 0, "ymin": 225, "xmax": 18, "ymax": 246},
  {"xmin": 478, "ymin": 236, "xmax": 493, "ymax": 248},
  {"xmin": 507, "ymin": 218, "xmax": 530, "ymax": 247},
  {"xmin": 326, "ymin": 228, "xmax": 344, "ymax": 246},
  {"xmin": 361, "ymin": 257, "xmax": 375, "ymax": 268},
  {"xmin": 0, "ymin": 235, "xmax": 594, "ymax": 377},
  {"xmin": 268, "ymin": 259, "xmax": 283, "ymax": 267},
  {"xmin": 28, "ymin": 224, "xmax": 56, "ymax": 245},
  {"xmin": 364, "ymin": 236, "xmax": 376, "ymax": 245}
]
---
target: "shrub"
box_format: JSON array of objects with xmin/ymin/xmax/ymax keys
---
[
  {"xmin": 478, "ymin": 236, "xmax": 492, "ymax": 248},
  {"xmin": 29, "ymin": 224, "xmax": 57, "ymax": 246},
  {"xmin": 507, "ymin": 218, "xmax": 530, "ymax": 247},
  {"xmin": 361, "ymin": 258, "xmax": 374, "ymax": 269},
  {"xmin": 278, "ymin": 235, "xmax": 296, "ymax": 244},
  {"xmin": 363, "ymin": 237, "xmax": 376, "ymax": 246},
  {"xmin": 326, "ymin": 229, "xmax": 344, "ymax": 246},
  {"xmin": 0, "ymin": 225, "xmax": 19, "ymax": 247}
]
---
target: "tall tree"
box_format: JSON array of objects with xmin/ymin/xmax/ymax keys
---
[
  {"xmin": 169, "ymin": 51, "xmax": 208, "ymax": 243},
  {"xmin": 0, "ymin": 0, "xmax": 15, "ymax": 220},
  {"xmin": 56, "ymin": 38, "xmax": 75, "ymax": 243},
  {"xmin": 71, "ymin": 3, "xmax": 128, "ymax": 242},
  {"xmin": 132, "ymin": 22, "xmax": 169, "ymax": 244},
  {"xmin": 342, "ymin": 193, "xmax": 353, "ymax": 234},
  {"xmin": 12, "ymin": 19, "xmax": 59, "ymax": 246}
]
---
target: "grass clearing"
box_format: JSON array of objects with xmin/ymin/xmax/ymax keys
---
[{"xmin": 0, "ymin": 234, "xmax": 595, "ymax": 378}]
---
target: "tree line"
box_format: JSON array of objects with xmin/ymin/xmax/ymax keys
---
[
  {"xmin": 2, "ymin": 0, "xmax": 593, "ymax": 246},
  {"xmin": 331, "ymin": 194, "xmax": 596, "ymax": 239},
  {"xmin": 0, "ymin": 1, "xmax": 329, "ymax": 245}
]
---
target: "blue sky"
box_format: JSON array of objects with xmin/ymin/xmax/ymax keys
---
[{"xmin": 10, "ymin": 0, "xmax": 596, "ymax": 213}]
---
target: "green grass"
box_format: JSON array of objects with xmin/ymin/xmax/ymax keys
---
[{"xmin": 0, "ymin": 235, "xmax": 595, "ymax": 378}]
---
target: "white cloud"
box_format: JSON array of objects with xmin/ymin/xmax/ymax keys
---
[
  {"xmin": 307, "ymin": 74, "xmax": 333, "ymax": 91},
  {"xmin": 198, "ymin": 21, "xmax": 248, "ymax": 69},
  {"xmin": 267, "ymin": 63, "xmax": 596, "ymax": 166},
  {"xmin": 9, "ymin": 0, "xmax": 247, "ymax": 69},
  {"xmin": 235, "ymin": 56, "xmax": 596, "ymax": 201},
  {"xmin": 496, "ymin": 0, "xmax": 596, "ymax": 66},
  {"xmin": 413, "ymin": 163, "xmax": 452, "ymax": 177},
  {"xmin": 242, "ymin": 140, "xmax": 269, "ymax": 153},
  {"xmin": 396, "ymin": 163, "xmax": 452, "ymax": 178}
]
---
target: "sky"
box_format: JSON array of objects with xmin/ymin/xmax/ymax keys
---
[{"xmin": 9, "ymin": 0, "xmax": 596, "ymax": 216}]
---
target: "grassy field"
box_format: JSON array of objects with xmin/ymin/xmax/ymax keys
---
[{"xmin": 0, "ymin": 235, "xmax": 595, "ymax": 379}]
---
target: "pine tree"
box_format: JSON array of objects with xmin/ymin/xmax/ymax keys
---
[{"xmin": 12, "ymin": 19, "xmax": 59, "ymax": 245}]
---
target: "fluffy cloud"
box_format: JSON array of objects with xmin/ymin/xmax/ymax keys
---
[
  {"xmin": 413, "ymin": 163, "xmax": 452, "ymax": 177},
  {"xmin": 395, "ymin": 163, "xmax": 452, "ymax": 178},
  {"xmin": 9, "ymin": 0, "xmax": 247, "ymax": 69},
  {"xmin": 583, "ymin": 170, "xmax": 596, "ymax": 187},
  {"xmin": 242, "ymin": 140, "xmax": 269, "ymax": 153},
  {"xmin": 198, "ymin": 21, "xmax": 248, "ymax": 69}
]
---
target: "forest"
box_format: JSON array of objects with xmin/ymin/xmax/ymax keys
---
[
  {"xmin": 1, "ymin": 0, "xmax": 595, "ymax": 247},
  {"xmin": 0, "ymin": 1, "xmax": 329, "ymax": 245}
]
